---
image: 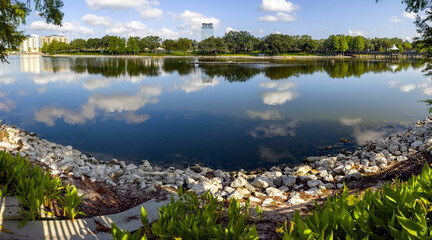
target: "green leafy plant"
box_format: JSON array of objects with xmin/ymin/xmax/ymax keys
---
[
  {"xmin": 112, "ymin": 187, "xmax": 260, "ymax": 240},
  {"xmin": 111, "ymin": 223, "xmax": 147, "ymax": 240},
  {"xmin": 58, "ymin": 184, "xmax": 86, "ymax": 221},
  {"xmin": 284, "ymin": 163, "xmax": 432, "ymax": 239}
]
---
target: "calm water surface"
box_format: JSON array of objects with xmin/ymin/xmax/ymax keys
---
[{"xmin": 0, "ymin": 56, "xmax": 429, "ymax": 170}]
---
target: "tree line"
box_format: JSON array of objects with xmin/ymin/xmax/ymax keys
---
[{"xmin": 40, "ymin": 31, "xmax": 417, "ymax": 55}]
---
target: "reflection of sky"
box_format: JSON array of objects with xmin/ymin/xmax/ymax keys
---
[{"xmin": 0, "ymin": 56, "xmax": 430, "ymax": 170}]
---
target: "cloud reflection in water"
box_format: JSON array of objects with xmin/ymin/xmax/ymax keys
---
[
  {"xmin": 340, "ymin": 117, "xmax": 386, "ymax": 145},
  {"xmin": 34, "ymin": 84, "xmax": 162, "ymax": 126}
]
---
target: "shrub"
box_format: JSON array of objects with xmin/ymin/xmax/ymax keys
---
[
  {"xmin": 112, "ymin": 187, "xmax": 260, "ymax": 240},
  {"xmin": 0, "ymin": 150, "xmax": 85, "ymax": 226},
  {"xmin": 282, "ymin": 163, "xmax": 432, "ymax": 239}
]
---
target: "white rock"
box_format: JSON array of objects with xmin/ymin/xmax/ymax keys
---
[
  {"xmin": 411, "ymin": 141, "xmax": 423, "ymax": 148},
  {"xmin": 278, "ymin": 186, "xmax": 289, "ymax": 192},
  {"xmin": 106, "ymin": 179, "xmax": 117, "ymax": 187},
  {"xmin": 299, "ymin": 174, "xmax": 318, "ymax": 182},
  {"xmin": 334, "ymin": 165, "xmax": 344, "ymax": 175},
  {"xmin": 323, "ymin": 174, "xmax": 334, "ymax": 182},
  {"xmin": 307, "ymin": 180, "xmax": 323, "ymax": 188},
  {"xmin": 224, "ymin": 186, "xmax": 235, "ymax": 194},
  {"xmin": 214, "ymin": 169, "xmax": 224, "ymax": 178},
  {"xmin": 249, "ymin": 196, "xmax": 261, "ymax": 203},
  {"xmin": 282, "ymin": 175, "xmax": 296, "ymax": 187},
  {"xmin": 190, "ymin": 180, "xmax": 221, "ymax": 195},
  {"xmin": 265, "ymin": 187, "xmax": 284, "ymax": 198},
  {"xmin": 262, "ymin": 198, "xmax": 274, "ymax": 206},
  {"xmin": 139, "ymin": 181, "xmax": 147, "ymax": 189},
  {"xmin": 304, "ymin": 187, "xmax": 322, "ymax": 196},
  {"xmin": 236, "ymin": 188, "xmax": 251, "ymax": 197},
  {"xmin": 396, "ymin": 156, "xmax": 408, "ymax": 162},
  {"xmin": 251, "ymin": 177, "xmax": 270, "ymax": 189},
  {"xmin": 142, "ymin": 160, "xmax": 151, "ymax": 167},
  {"xmin": 293, "ymin": 165, "xmax": 311, "ymax": 177},
  {"xmin": 60, "ymin": 164, "xmax": 74, "ymax": 173},
  {"xmin": 230, "ymin": 176, "xmax": 248, "ymax": 188},
  {"xmin": 287, "ymin": 192, "xmax": 306, "ymax": 205},
  {"xmin": 126, "ymin": 163, "xmax": 138, "ymax": 171},
  {"xmin": 227, "ymin": 190, "xmax": 244, "ymax": 200}
]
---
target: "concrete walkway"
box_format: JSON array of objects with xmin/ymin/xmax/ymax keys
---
[{"xmin": 0, "ymin": 198, "xmax": 171, "ymax": 240}]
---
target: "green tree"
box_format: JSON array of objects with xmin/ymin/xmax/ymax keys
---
[
  {"xmin": 108, "ymin": 36, "xmax": 119, "ymax": 55},
  {"xmin": 162, "ymin": 39, "xmax": 176, "ymax": 53},
  {"xmin": 329, "ymin": 35, "xmax": 340, "ymax": 53},
  {"xmin": 338, "ymin": 35, "xmax": 349, "ymax": 55},
  {"xmin": 143, "ymin": 36, "xmax": 162, "ymax": 52},
  {"xmin": 397, "ymin": 43, "xmax": 404, "ymax": 53},
  {"xmin": 41, "ymin": 43, "xmax": 49, "ymax": 53},
  {"xmin": 0, "ymin": 0, "xmax": 64, "ymax": 62},
  {"xmin": 353, "ymin": 36, "xmax": 364, "ymax": 53},
  {"xmin": 176, "ymin": 38, "xmax": 192, "ymax": 55},
  {"xmin": 127, "ymin": 37, "xmax": 140, "ymax": 54},
  {"xmin": 86, "ymin": 38, "xmax": 101, "ymax": 50},
  {"xmin": 403, "ymin": 41, "xmax": 413, "ymax": 51},
  {"xmin": 70, "ymin": 39, "xmax": 86, "ymax": 51},
  {"xmin": 379, "ymin": 46, "xmax": 384, "ymax": 53}
]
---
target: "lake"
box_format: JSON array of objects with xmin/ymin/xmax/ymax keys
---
[{"xmin": 0, "ymin": 55, "xmax": 429, "ymax": 170}]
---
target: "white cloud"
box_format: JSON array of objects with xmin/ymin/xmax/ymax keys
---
[
  {"xmin": 226, "ymin": 27, "xmax": 238, "ymax": 34},
  {"xmin": 38, "ymin": 87, "xmax": 46, "ymax": 94},
  {"xmin": 177, "ymin": 10, "xmax": 220, "ymax": 35},
  {"xmin": 340, "ymin": 117, "xmax": 362, "ymax": 126},
  {"xmin": 175, "ymin": 69, "xmax": 220, "ymax": 93},
  {"xmin": 276, "ymin": 12, "xmax": 296, "ymax": 22},
  {"xmin": 34, "ymin": 84, "xmax": 162, "ymax": 126},
  {"xmin": 353, "ymin": 128, "xmax": 386, "ymax": 145},
  {"xmin": 260, "ymin": 80, "xmax": 299, "ymax": 105},
  {"xmin": 390, "ymin": 16, "xmax": 401, "ymax": 22},
  {"xmin": 89, "ymin": 85, "xmax": 162, "ymax": 113},
  {"xmin": 113, "ymin": 112, "xmax": 151, "ymax": 124},
  {"xmin": 259, "ymin": 12, "xmax": 296, "ymax": 22},
  {"xmin": 258, "ymin": 146, "xmax": 295, "ymax": 163},
  {"xmin": 387, "ymin": 80, "xmax": 398, "ymax": 88},
  {"xmin": 0, "ymin": 77, "xmax": 15, "ymax": 84},
  {"xmin": 83, "ymin": 78, "xmax": 111, "ymax": 90},
  {"xmin": 82, "ymin": 14, "xmax": 112, "ymax": 26},
  {"xmin": 140, "ymin": 7, "xmax": 163, "ymax": 19},
  {"xmin": 403, "ymin": 11, "xmax": 417, "ymax": 19},
  {"xmin": 250, "ymin": 121, "xmax": 297, "ymax": 138},
  {"xmin": 259, "ymin": 0, "xmax": 299, "ymax": 12},
  {"xmin": 347, "ymin": 29, "xmax": 366, "ymax": 36},
  {"xmin": 400, "ymin": 84, "xmax": 416, "ymax": 93},
  {"xmin": 247, "ymin": 110, "xmax": 282, "ymax": 121},
  {"xmin": 34, "ymin": 105, "xmax": 96, "ymax": 126},
  {"xmin": 29, "ymin": 21, "xmax": 94, "ymax": 35},
  {"xmin": 32, "ymin": 72, "xmax": 85, "ymax": 85},
  {"xmin": 0, "ymin": 99, "xmax": 16, "ymax": 113},
  {"xmin": 259, "ymin": 15, "xmax": 278, "ymax": 22},
  {"xmin": 106, "ymin": 21, "xmax": 178, "ymax": 39},
  {"xmin": 423, "ymin": 87, "xmax": 432, "ymax": 95},
  {"xmin": 85, "ymin": 0, "xmax": 158, "ymax": 10},
  {"xmin": 260, "ymin": 91, "xmax": 299, "ymax": 105},
  {"xmin": 260, "ymin": 81, "xmax": 297, "ymax": 91}
]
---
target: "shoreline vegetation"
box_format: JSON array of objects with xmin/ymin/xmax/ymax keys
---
[
  {"xmin": 1, "ymin": 113, "xmax": 432, "ymax": 238},
  {"xmin": 9, "ymin": 51, "xmax": 424, "ymax": 60}
]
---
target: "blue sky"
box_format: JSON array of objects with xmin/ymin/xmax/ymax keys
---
[{"xmin": 22, "ymin": 0, "xmax": 419, "ymax": 41}]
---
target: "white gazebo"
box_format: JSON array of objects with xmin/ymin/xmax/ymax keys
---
[{"xmin": 389, "ymin": 44, "xmax": 399, "ymax": 51}]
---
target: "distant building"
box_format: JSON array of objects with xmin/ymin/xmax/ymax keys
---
[
  {"xmin": 20, "ymin": 34, "xmax": 40, "ymax": 53},
  {"xmin": 41, "ymin": 35, "xmax": 69, "ymax": 47},
  {"xmin": 201, "ymin": 23, "xmax": 214, "ymax": 41}
]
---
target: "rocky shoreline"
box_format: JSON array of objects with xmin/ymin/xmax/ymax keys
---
[{"xmin": 1, "ymin": 116, "xmax": 431, "ymax": 212}]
